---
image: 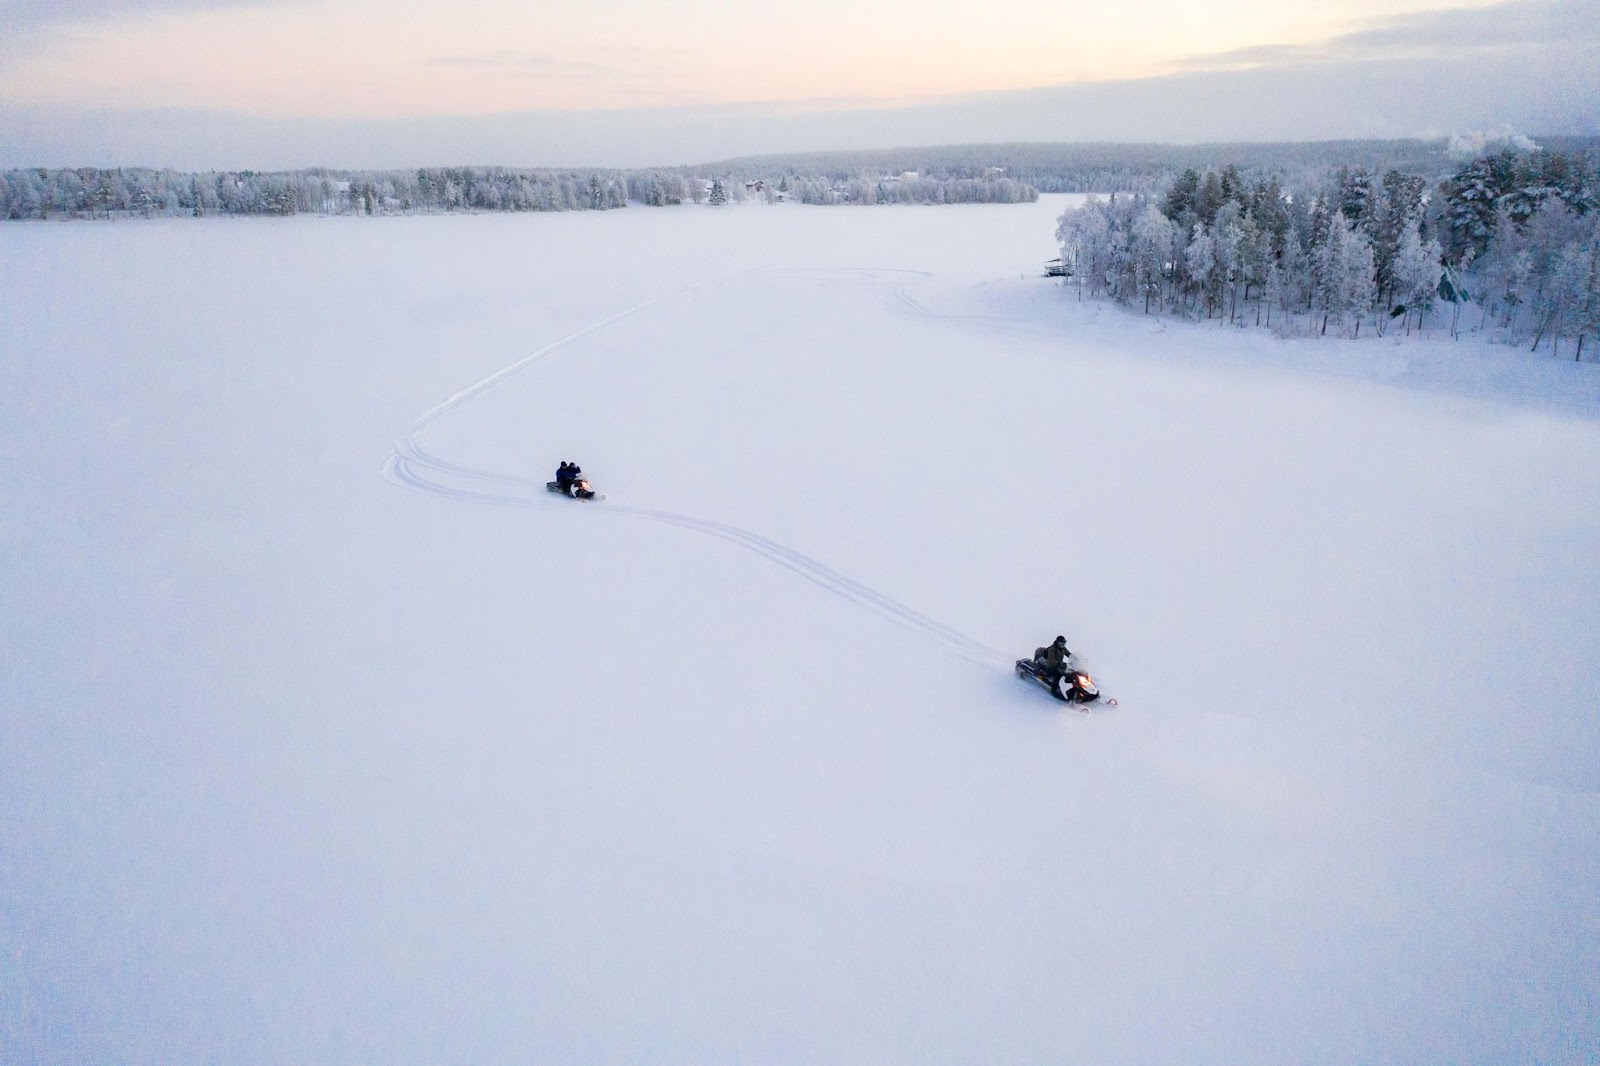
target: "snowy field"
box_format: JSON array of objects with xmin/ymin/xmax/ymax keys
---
[{"xmin": 3, "ymin": 196, "xmax": 1598, "ymax": 1063}]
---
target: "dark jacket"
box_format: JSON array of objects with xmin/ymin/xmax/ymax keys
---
[{"xmin": 1036, "ymin": 642, "xmax": 1070, "ymax": 670}]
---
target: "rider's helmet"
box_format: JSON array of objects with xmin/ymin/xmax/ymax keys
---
[{"xmin": 1054, "ymin": 635, "xmax": 1067, "ymax": 646}]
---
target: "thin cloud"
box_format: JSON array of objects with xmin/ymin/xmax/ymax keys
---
[
  {"xmin": 429, "ymin": 51, "xmax": 621, "ymax": 78},
  {"xmin": 0, "ymin": 0, "xmax": 307, "ymax": 65},
  {"xmin": 5, "ymin": 41, "xmax": 1593, "ymax": 172},
  {"xmin": 1179, "ymin": 0, "xmax": 1600, "ymax": 71},
  {"xmin": 424, "ymin": 47, "xmax": 711, "ymax": 98},
  {"xmin": 2, "ymin": 0, "xmax": 295, "ymax": 32}
]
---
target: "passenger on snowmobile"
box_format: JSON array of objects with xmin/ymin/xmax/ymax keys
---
[
  {"xmin": 555, "ymin": 461, "xmax": 577, "ymax": 496},
  {"xmin": 1034, "ymin": 636, "xmax": 1072, "ymax": 677}
]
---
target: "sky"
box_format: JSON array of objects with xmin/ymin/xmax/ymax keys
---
[{"xmin": 0, "ymin": 0, "xmax": 1597, "ymax": 167}]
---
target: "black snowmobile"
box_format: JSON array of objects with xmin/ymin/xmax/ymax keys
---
[
  {"xmin": 546, "ymin": 476, "xmax": 601, "ymax": 500},
  {"xmin": 1015, "ymin": 649, "xmax": 1114, "ymax": 707}
]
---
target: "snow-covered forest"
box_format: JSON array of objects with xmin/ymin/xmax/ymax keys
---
[
  {"xmin": 1055, "ymin": 147, "xmax": 1600, "ymax": 357},
  {"xmin": 0, "ymin": 165, "xmax": 1035, "ymax": 220},
  {"xmin": 6, "ymin": 141, "xmax": 1595, "ymax": 356},
  {"xmin": 12, "ymin": 137, "xmax": 1599, "ymax": 224}
]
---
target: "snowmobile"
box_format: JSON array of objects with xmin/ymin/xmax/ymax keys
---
[
  {"xmin": 1015, "ymin": 654, "xmax": 1113, "ymax": 707},
  {"xmin": 545, "ymin": 477, "xmax": 602, "ymax": 501}
]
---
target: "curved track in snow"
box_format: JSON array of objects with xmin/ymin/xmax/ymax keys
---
[{"xmin": 383, "ymin": 268, "xmax": 1008, "ymax": 668}]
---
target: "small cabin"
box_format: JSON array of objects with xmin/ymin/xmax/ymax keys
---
[{"xmin": 1044, "ymin": 258, "xmax": 1070, "ymax": 278}]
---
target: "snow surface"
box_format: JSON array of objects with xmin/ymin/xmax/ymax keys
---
[{"xmin": 3, "ymin": 197, "xmax": 1598, "ymax": 1064}]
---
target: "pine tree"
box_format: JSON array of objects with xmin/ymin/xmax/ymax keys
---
[
  {"xmin": 1194, "ymin": 170, "xmax": 1226, "ymax": 228},
  {"xmin": 1440, "ymin": 150, "xmax": 1518, "ymax": 259},
  {"xmin": 1336, "ymin": 165, "xmax": 1373, "ymax": 224},
  {"xmin": 1248, "ymin": 176, "xmax": 1290, "ymax": 258},
  {"xmin": 708, "ymin": 178, "xmax": 727, "ymax": 206},
  {"xmin": 1162, "ymin": 168, "xmax": 1200, "ymax": 232}
]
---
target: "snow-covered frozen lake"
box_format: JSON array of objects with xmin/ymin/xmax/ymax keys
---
[{"xmin": 3, "ymin": 197, "xmax": 1598, "ymax": 1063}]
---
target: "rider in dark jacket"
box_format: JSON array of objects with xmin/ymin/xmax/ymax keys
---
[
  {"xmin": 556, "ymin": 461, "xmax": 576, "ymax": 495},
  {"xmin": 1034, "ymin": 636, "xmax": 1071, "ymax": 676}
]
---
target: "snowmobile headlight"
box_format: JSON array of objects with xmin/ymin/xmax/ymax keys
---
[{"xmin": 1076, "ymin": 673, "xmax": 1097, "ymax": 693}]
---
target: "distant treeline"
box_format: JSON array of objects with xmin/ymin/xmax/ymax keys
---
[
  {"xmin": 0, "ymin": 167, "xmax": 628, "ymax": 218},
  {"xmin": 0, "ymin": 164, "xmax": 1035, "ymax": 219},
  {"xmin": 775, "ymin": 174, "xmax": 1036, "ymax": 205},
  {"xmin": 13, "ymin": 137, "xmax": 1600, "ymax": 220},
  {"xmin": 1052, "ymin": 145, "xmax": 1600, "ymax": 357},
  {"xmin": 696, "ymin": 137, "xmax": 1600, "ymax": 194}
]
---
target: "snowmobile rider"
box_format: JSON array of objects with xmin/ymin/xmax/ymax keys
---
[
  {"xmin": 555, "ymin": 460, "xmax": 580, "ymax": 496},
  {"xmin": 1034, "ymin": 636, "xmax": 1072, "ymax": 677}
]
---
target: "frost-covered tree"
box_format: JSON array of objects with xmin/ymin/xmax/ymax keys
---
[
  {"xmin": 1057, "ymin": 198, "xmax": 1114, "ymax": 299},
  {"xmin": 1184, "ymin": 224, "xmax": 1219, "ymax": 317},
  {"xmin": 1130, "ymin": 204, "xmax": 1176, "ymax": 313},
  {"xmin": 1318, "ymin": 213, "xmax": 1377, "ymax": 336},
  {"xmin": 1522, "ymin": 202, "xmax": 1598, "ymax": 353},
  {"xmin": 1540, "ymin": 236, "xmax": 1597, "ymax": 357},
  {"xmin": 1270, "ymin": 225, "xmax": 1309, "ymax": 330},
  {"xmin": 708, "ymin": 178, "xmax": 727, "ymax": 206},
  {"xmin": 1213, "ymin": 201, "xmax": 1244, "ymax": 322},
  {"xmin": 1236, "ymin": 212, "xmax": 1270, "ymax": 323},
  {"xmin": 1391, "ymin": 219, "xmax": 1444, "ymax": 333},
  {"xmin": 1568, "ymin": 220, "xmax": 1600, "ymax": 360}
]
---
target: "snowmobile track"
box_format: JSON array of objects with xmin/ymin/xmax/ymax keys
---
[{"xmin": 383, "ymin": 269, "xmax": 1007, "ymax": 669}]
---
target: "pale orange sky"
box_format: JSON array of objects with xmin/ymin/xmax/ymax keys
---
[{"xmin": 0, "ymin": 0, "xmax": 1512, "ymax": 116}]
